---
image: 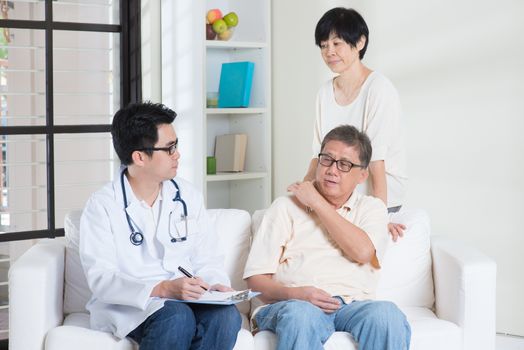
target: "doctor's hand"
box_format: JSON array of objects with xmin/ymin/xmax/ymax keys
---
[
  {"xmin": 291, "ymin": 286, "xmax": 341, "ymax": 314},
  {"xmin": 151, "ymin": 277, "xmax": 210, "ymax": 300},
  {"xmin": 209, "ymin": 284, "xmax": 234, "ymax": 292}
]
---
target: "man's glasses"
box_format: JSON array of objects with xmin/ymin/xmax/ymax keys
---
[
  {"xmin": 137, "ymin": 139, "xmax": 178, "ymax": 156},
  {"xmin": 318, "ymin": 153, "xmax": 364, "ymax": 172}
]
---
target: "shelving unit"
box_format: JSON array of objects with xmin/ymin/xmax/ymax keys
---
[
  {"xmin": 0, "ymin": 250, "xmax": 9, "ymax": 340},
  {"xmin": 161, "ymin": 0, "xmax": 271, "ymax": 213},
  {"xmin": 203, "ymin": 0, "xmax": 271, "ymax": 213}
]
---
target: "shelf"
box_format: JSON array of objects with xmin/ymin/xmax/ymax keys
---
[
  {"xmin": 206, "ymin": 172, "xmax": 267, "ymax": 182},
  {"xmin": 206, "ymin": 40, "xmax": 267, "ymax": 49},
  {"xmin": 198, "ymin": 0, "xmax": 271, "ymax": 211},
  {"xmin": 206, "ymin": 108, "xmax": 266, "ymax": 115}
]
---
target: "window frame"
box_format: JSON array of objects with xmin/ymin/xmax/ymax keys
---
[{"xmin": 0, "ymin": 0, "xmax": 141, "ymax": 242}]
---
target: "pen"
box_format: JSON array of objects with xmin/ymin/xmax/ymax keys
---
[{"xmin": 178, "ymin": 266, "xmax": 208, "ymax": 291}]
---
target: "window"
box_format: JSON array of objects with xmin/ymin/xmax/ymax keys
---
[{"xmin": 0, "ymin": 0, "xmax": 141, "ymax": 242}]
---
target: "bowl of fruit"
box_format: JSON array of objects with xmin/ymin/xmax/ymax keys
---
[{"xmin": 206, "ymin": 9, "xmax": 238, "ymax": 41}]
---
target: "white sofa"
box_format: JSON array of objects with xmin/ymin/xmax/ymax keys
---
[{"xmin": 9, "ymin": 208, "xmax": 496, "ymax": 350}]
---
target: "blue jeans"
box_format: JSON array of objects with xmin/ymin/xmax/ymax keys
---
[
  {"xmin": 128, "ymin": 301, "xmax": 241, "ymax": 350},
  {"xmin": 255, "ymin": 299, "xmax": 411, "ymax": 350}
]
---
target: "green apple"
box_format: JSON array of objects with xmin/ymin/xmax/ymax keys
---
[
  {"xmin": 212, "ymin": 18, "xmax": 228, "ymax": 34},
  {"xmin": 223, "ymin": 12, "xmax": 238, "ymax": 27}
]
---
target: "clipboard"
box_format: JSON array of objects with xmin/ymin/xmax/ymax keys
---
[{"xmin": 171, "ymin": 289, "xmax": 260, "ymax": 305}]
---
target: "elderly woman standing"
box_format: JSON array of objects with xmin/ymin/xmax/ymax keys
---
[{"xmin": 303, "ymin": 7, "xmax": 408, "ymax": 240}]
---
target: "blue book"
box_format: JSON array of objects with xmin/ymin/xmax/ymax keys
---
[{"xmin": 218, "ymin": 61, "xmax": 255, "ymax": 108}]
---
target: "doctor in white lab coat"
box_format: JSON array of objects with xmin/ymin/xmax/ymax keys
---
[{"xmin": 79, "ymin": 102, "xmax": 241, "ymax": 350}]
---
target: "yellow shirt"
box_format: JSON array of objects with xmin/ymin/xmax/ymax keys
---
[{"xmin": 243, "ymin": 192, "xmax": 388, "ymax": 303}]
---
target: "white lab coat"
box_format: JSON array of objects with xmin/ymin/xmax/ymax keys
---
[{"xmin": 79, "ymin": 172, "xmax": 230, "ymax": 339}]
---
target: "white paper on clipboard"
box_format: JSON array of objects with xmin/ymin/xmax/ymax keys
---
[{"xmin": 171, "ymin": 289, "xmax": 260, "ymax": 305}]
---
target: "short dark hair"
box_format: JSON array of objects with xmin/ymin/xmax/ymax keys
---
[
  {"xmin": 315, "ymin": 7, "xmax": 369, "ymax": 60},
  {"xmin": 320, "ymin": 125, "xmax": 372, "ymax": 167},
  {"xmin": 111, "ymin": 101, "xmax": 177, "ymax": 165}
]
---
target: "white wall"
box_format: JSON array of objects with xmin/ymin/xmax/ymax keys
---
[
  {"xmin": 141, "ymin": 0, "xmax": 162, "ymax": 103},
  {"xmin": 272, "ymin": 0, "xmax": 524, "ymax": 335},
  {"xmin": 160, "ymin": 0, "xmax": 206, "ymax": 189}
]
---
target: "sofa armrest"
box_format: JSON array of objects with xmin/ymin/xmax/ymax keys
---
[
  {"xmin": 431, "ymin": 235, "xmax": 496, "ymax": 350},
  {"xmin": 9, "ymin": 240, "xmax": 66, "ymax": 350}
]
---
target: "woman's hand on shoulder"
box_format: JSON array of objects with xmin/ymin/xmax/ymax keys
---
[{"xmin": 388, "ymin": 222, "xmax": 406, "ymax": 242}]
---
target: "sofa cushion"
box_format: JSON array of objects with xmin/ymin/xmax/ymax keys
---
[
  {"xmin": 401, "ymin": 306, "xmax": 462, "ymax": 350},
  {"xmin": 64, "ymin": 210, "xmax": 91, "ymax": 314},
  {"xmin": 254, "ymin": 330, "xmax": 357, "ymax": 350},
  {"xmin": 377, "ymin": 209, "xmax": 435, "ymax": 308},
  {"xmin": 207, "ymin": 209, "xmax": 252, "ymax": 315},
  {"xmin": 46, "ymin": 322, "xmax": 137, "ymax": 350},
  {"xmin": 254, "ymin": 307, "xmax": 461, "ymax": 350},
  {"xmin": 56, "ymin": 312, "xmax": 253, "ymax": 350}
]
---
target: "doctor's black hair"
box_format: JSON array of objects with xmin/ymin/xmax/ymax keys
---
[
  {"xmin": 315, "ymin": 7, "xmax": 369, "ymax": 60},
  {"xmin": 111, "ymin": 101, "xmax": 177, "ymax": 165},
  {"xmin": 320, "ymin": 125, "xmax": 372, "ymax": 168}
]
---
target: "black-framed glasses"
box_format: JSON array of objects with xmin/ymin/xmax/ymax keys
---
[
  {"xmin": 137, "ymin": 139, "xmax": 178, "ymax": 155},
  {"xmin": 318, "ymin": 153, "xmax": 364, "ymax": 172}
]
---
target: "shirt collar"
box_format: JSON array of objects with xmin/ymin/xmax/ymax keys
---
[
  {"xmin": 337, "ymin": 191, "xmax": 360, "ymax": 214},
  {"xmin": 119, "ymin": 169, "xmax": 164, "ymax": 208}
]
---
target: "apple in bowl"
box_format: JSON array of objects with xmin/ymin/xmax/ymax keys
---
[
  {"xmin": 212, "ymin": 18, "xmax": 228, "ymax": 35},
  {"xmin": 205, "ymin": 8, "xmax": 239, "ymax": 41},
  {"xmin": 206, "ymin": 23, "xmax": 216, "ymax": 40},
  {"xmin": 223, "ymin": 12, "xmax": 238, "ymax": 27},
  {"xmin": 218, "ymin": 28, "xmax": 234, "ymax": 41},
  {"xmin": 206, "ymin": 9, "xmax": 223, "ymax": 24}
]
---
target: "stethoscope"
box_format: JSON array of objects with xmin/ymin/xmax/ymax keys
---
[{"xmin": 120, "ymin": 168, "xmax": 189, "ymax": 246}]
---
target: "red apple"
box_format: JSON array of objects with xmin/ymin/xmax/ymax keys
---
[
  {"xmin": 223, "ymin": 12, "xmax": 238, "ymax": 27},
  {"xmin": 212, "ymin": 18, "xmax": 227, "ymax": 34},
  {"xmin": 206, "ymin": 23, "xmax": 216, "ymax": 40},
  {"xmin": 206, "ymin": 9, "xmax": 222, "ymax": 24}
]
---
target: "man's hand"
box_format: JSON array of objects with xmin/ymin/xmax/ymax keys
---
[
  {"xmin": 292, "ymin": 286, "xmax": 341, "ymax": 313},
  {"xmin": 388, "ymin": 222, "xmax": 406, "ymax": 242},
  {"xmin": 209, "ymin": 284, "xmax": 234, "ymax": 292},
  {"xmin": 287, "ymin": 180, "xmax": 323, "ymax": 211},
  {"xmin": 151, "ymin": 277, "xmax": 209, "ymax": 300}
]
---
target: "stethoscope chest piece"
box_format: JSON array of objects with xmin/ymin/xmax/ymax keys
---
[{"xmin": 130, "ymin": 231, "xmax": 144, "ymax": 245}]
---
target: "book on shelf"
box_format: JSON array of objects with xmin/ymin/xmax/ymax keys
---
[
  {"xmin": 218, "ymin": 61, "xmax": 255, "ymax": 108},
  {"xmin": 215, "ymin": 134, "xmax": 247, "ymax": 172}
]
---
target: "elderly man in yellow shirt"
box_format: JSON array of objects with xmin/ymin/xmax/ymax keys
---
[{"xmin": 243, "ymin": 125, "xmax": 411, "ymax": 350}]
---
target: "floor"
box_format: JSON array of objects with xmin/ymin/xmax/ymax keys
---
[{"xmin": 497, "ymin": 334, "xmax": 524, "ymax": 350}]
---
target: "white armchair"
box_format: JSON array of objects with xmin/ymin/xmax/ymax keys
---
[{"xmin": 9, "ymin": 208, "xmax": 496, "ymax": 350}]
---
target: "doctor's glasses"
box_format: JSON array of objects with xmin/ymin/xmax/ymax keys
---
[{"xmin": 136, "ymin": 139, "xmax": 178, "ymax": 155}]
